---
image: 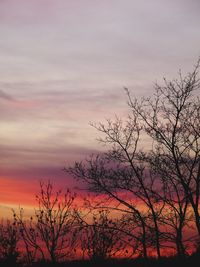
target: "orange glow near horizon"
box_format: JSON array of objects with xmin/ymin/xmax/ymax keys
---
[
  {"xmin": 0, "ymin": 176, "xmax": 38, "ymax": 206},
  {"xmin": 0, "ymin": 176, "xmax": 39, "ymax": 219}
]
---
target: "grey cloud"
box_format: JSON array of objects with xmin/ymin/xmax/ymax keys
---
[
  {"xmin": 0, "ymin": 143, "xmax": 99, "ymax": 157},
  {"xmin": 0, "ymin": 89, "xmax": 15, "ymax": 101},
  {"xmin": 0, "ymin": 79, "xmax": 127, "ymax": 123},
  {"xmin": 0, "ymin": 142, "xmax": 100, "ymax": 169}
]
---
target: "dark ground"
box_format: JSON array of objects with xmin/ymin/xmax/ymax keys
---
[{"xmin": 1, "ymin": 253, "xmax": 200, "ymax": 267}]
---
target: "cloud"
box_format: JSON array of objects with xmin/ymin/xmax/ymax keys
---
[
  {"xmin": 0, "ymin": 89, "xmax": 15, "ymax": 101},
  {"xmin": 0, "ymin": 141, "xmax": 101, "ymax": 175},
  {"xmin": 0, "ymin": 79, "xmax": 128, "ymax": 125}
]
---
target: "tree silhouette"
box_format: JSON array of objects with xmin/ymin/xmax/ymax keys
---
[
  {"xmin": 126, "ymin": 60, "xmax": 200, "ymax": 237},
  {"xmin": 80, "ymin": 209, "xmax": 124, "ymax": 261},
  {"xmin": 66, "ymin": 60, "xmax": 200, "ymax": 258},
  {"xmin": 0, "ymin": 217, "xmax": 20, "ymax": 266},
  {"xmin": 17, "ymin": 181, "xmax": 78, "ymax": 264}
]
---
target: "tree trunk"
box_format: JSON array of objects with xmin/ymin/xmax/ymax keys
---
[{"xmin": 176, "ymin": 227, "xmax": 185, "ymax": 257}]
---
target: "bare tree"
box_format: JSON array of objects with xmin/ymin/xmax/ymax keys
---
[
  {"xmin": 66, "ymin": 60, "xmax": 200, "ymax": 259},
  {"xmin": 17, "ymin": 181, "xmax": 78, "ymax": 264},
  {"xmin": 127, "ymin": 60, "xmax": 200, "ymax": 237},
  {"xmin": 66, "ymin": 119, "xmax": 160, "ymax": 259}
]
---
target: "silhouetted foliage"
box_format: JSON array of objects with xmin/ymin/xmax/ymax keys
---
[
  {"xmin": 78, "ymin": 209, "xmax": 125, "ymax": 261},
  {"xmin": 0, "ymin": 217, "xmax": 20, "ymax": 266}
]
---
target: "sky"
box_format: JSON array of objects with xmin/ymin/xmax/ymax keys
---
[{"xmin": 0, "ymin": 0, "xmax": 200, "ymax": 216}]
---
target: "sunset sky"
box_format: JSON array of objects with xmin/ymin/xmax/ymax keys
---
[{"xmin": 0, "ymin": 0, "xmax": 200, "ymax": 216}]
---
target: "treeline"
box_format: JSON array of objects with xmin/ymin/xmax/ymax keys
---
[
  {"xmin": 1, "ymin": 180, "xmax": 200, "ymax": 267},
  {"xmin": 0, "ymin": 181, "xmax": 138, "ymax": 266},
  {"xmin": 1, "ymin": 62, "xmax": 200, "ymax": 267}
]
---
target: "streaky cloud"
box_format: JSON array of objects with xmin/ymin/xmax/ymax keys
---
[{"xmin": 0, "ymin": 89, "xmax": 15, "ymax": 101}]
